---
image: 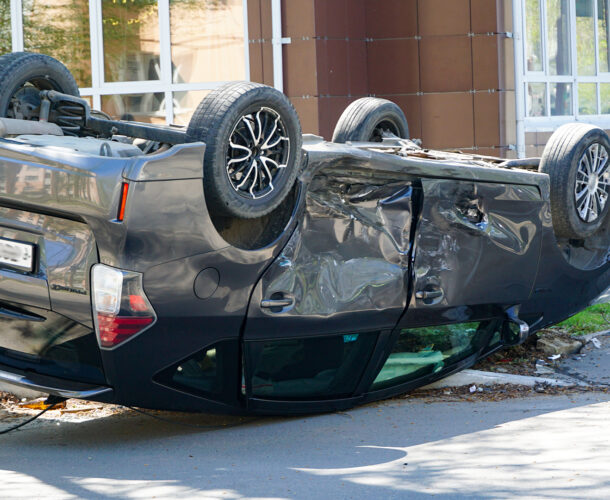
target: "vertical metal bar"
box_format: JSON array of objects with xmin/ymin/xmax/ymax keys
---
[
  {"xmin": 158, "ymin": 0, "xmax": 173, "ymax": 124},
  {"xmin": 10, "ymin": 0, "xmax": 23, "ymax": 52},
  {"xmin": 271, "ymin": 0, "xmax": 283, "ymax": 92},
  {"xmin": 92, "ymin": 0, "xmax": 105, "ymax": 110},
  {"xmin": 243, "ymin": 0, "xmax": 251, "ymax": 81},
  {"xmin": 569, "ymin": 0, "xmax": 578, "ymax": 117},
  {"xmin": 88, "ymin": 0, "xmax": 102, "ymax": 110},
  {"xmin": 597, "ymin": 82, "xmax": 601, "ymax": 115},
  {"xmin": 514, "ymin": 0, "xmax": 527, "ymax": 157},
  {"xmin": 541, "ymin": 0, "xmax": 547, "ymax": 76},
  {"xmin": 164, "ymin": 90, "xmax": 174, "ymax": 124},
  {"xmin": 606, "ymin": 0, "xmax": 610, "ymax": 72},
  {"xmin": 595, "ymin": 0, "xmax": 600, "ymax": 77}
]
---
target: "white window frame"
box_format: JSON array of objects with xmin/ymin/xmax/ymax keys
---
[
  {"xmin": 9, "ymin": 0, "xmax": 251, "ymax": 124},
  {"xmin": 521, "ymin": 0, "xmax": 610, "ymax": 131}
]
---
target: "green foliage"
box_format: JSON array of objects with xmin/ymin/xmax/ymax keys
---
[
  {"xmin": 0, "ymin": 0, "xmax": 11, "ymax": 55},
  {"xmin": 555, "ymin": 303, "xmax": 610, "ymax": 334}
]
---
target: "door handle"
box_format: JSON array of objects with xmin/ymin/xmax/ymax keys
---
[
  {"xmin": 415, "ymin": 290, "xmax": 443, "ymax": 300},
  {"xmin": 261, "ymin": 293, "xmax": 295, "ymax": 310},
  {"xmin": 261, "ymin": 298, "xmax": 294, "ymax": 308}
]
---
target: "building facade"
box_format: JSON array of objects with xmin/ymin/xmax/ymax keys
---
[{"xmin": 1, "ymin": 0, "xmax": 609, "ymax": 158}]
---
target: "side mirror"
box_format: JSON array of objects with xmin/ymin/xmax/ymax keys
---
[{"xmin": 502, "ymin": 306, "xmax": 530, "ymax": 346}]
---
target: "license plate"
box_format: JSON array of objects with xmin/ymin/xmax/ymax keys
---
[{"xmin": 0, "ymin": 238, "xmax": 34, "ymax": 272}]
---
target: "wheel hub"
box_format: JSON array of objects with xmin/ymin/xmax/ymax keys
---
[
  {"xmin": 226, "ymin": 107, "xmax": 290, "ymax": 200},
  {"xmin": 575, "ymin": 142, "xmax": 610, "ymax": 223},
  {"xmin": 8, "ymin": 86, "xmax": 41, "ymax": 120}
]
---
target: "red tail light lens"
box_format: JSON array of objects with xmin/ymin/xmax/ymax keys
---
[
  {"xmin": 97, "ymin": 315, "xmax": 154, "ymax": 347},
  {"xmin": 91, "ymin": 264, "xmax": 156, "ymax": 349}
]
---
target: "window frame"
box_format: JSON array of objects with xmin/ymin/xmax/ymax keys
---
[
  {"xmin": 521, "ymin": 0, "xmax": 610, "ymax": 130},
  {"xmin": 8, "ymin": 0, "xmax": 250, "ymax": 124}
]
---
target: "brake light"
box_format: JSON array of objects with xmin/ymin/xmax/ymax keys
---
[
  {"xmin": 91, "ymin": 264, "xmax": 156, "ymax": 349},
  {"xmin": 117, "ymin": 182, "xmax": 129, "ymax": 222}
]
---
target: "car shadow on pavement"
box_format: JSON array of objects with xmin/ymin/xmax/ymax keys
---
[{"xmin": 2, "ymin": 393, "xmax": 610, "ymax": 499}]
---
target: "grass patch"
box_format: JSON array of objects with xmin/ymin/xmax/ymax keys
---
[{"xmin": 554, "ymin": 303, "xmax": 610, "ymax": 335}]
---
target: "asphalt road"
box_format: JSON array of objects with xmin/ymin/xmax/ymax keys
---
[
  {"xmin": 560, "ymin": 333, "xmax": 610, "ymax": 386},
  {"xmin": 1, "ymin": 391, "xmax": 610, "ymax": 499}
]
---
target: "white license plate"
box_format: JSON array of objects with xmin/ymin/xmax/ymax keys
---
[{"xmin": 0, "ymin": 238, "xmax": 34, "ymax": 272}]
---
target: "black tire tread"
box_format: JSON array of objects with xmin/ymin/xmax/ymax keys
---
[
  {"xmin": 539, "ymin": 123, "xmax": 609, "ymax": 239},
  {"xmin": 332, "ymin": 97, "xmax": 409, "ymax": 143}
]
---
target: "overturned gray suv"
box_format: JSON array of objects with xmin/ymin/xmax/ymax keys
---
[{"xmin": 0, "ymin": 52, "xmax": 606, "ymax": 414}]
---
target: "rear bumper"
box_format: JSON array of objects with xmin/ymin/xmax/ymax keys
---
[{"xmin": 0, "ymin": 362, "xmax": 112, "ymax": 400}]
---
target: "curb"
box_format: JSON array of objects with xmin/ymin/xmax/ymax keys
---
[
  {"xmin": 422, "ymin": 369, "xmax": 588, "ymax": 390},
  {"xmin": 578, "ymin": 329, "xmax": 610, "ymax": 344}
]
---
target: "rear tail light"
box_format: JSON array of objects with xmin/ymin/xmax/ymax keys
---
[
  {"xmin": 117, "ymin": 182, "xmax": 129, "ymax": 222},
  {"xmin": 91, "ymin": 264, "xmax": 156, "ymax": 349}
]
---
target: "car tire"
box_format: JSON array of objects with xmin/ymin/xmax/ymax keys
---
[
  {"xmin": 0, "ymin": 52, "xmax": 80, "ymax": 119},
  {"xmin": 187, "ymin": 82, "xmax": 302, "ymax": 219},
  {"xmin": 539, "ymin": 123, "xmax": 610, "ymax": 239},
  {"xmin": 332, "ymin": 97, "xmax": 409, "ymax": 143}
]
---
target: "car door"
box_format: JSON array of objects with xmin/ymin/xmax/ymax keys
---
[
  {"xmin": 242, "ymin": 175, "xmax": 416, "ymax": 404},
  {"xmin": 361, "ymin": 177, "xmax": 545, "ymax": 399},
  {"xmin": 400, "ymin": 177, "xmax": 544, "ymax": 327}
]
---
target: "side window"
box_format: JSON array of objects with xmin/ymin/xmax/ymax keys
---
[
  {"xmin": 371, "ymin": 322, "xmax": 493, "ymax": 391},
  {"xmin": 246, "ymin": 333, "xmax": 378, "ymax": 400},
  {"xmin": 154, "ymin": 339, "xmax": 239, "ymax": 403}
]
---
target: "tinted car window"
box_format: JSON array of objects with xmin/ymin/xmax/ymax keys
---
[
  {"xmin": 155, "ymin": 339, "xmax": 239, "ymax": 403},
  {"xmin": 247, "ymin": 332, "xmax": 378, "ymax": 400},
  {"xmin": 372, "ymin": 322, "xmax": 489, "ymax": 391}
]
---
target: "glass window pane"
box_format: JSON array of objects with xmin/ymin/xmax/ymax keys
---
[
  {"xmin": 172, "ymin": 90, "xmax": 209, "ymax": 126},
  {"xmin": 22, "ymin": 0, "xmax": 91, "ymax": 87},
  {"xmin": 599, "ymin": 0, "xmax": 610, "ymax": 72},
  {"xmin": 527, "ymin": 82, "xmax": 547, "ymax": 116},
  {"xmin": 155, "ymin": 339, "xmax": 239, "ymax": 403},
  {"xmin": 600, "ymin": 83, "xmax": 610, "ymax": 113},
  {"xmin": 170, "ymin": 0, "xmax": 246, "ymax": 84},
  {"xmin": 372, "ymin": 323, "xmax": 488, "ymax": 391},
  {"xmin": 247, "ymin": 333, "xmax": 377, "ymax": 399},
  {"xmin": 525, "ymin": 0, "xmax": 543, "ymax": 71},
  {"xmin": 576, "ymin": 0, "xmax": 596, "ymax": 75},
  {"xmin": 579, "ymin": 83, "xmax": 598, "ymax": 114},
  {"xmin": 550, "ymin": 82, "xmax": 572, "ymax": 115},
  {"xmin": 102, "ymin": 0, "xmax": 160, "ymax": 83},
  {"xmin": 101, "ymin": 93, "xmax": 165, "ymax": 124},
  {"xmin": 0, "ymin": 1, "xmax": 11, "ymax": 54},
  {"xmin": 547, "ymin": 0, "xmax": 572, "ymax": 75}
]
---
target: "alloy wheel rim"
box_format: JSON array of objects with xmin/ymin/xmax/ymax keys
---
[
  {"xmin": 575, "ymin": 142, "xmax": 610, "ymax": 223},
  {"xmin": 226, "ymin": 107, "xmax": 290, "ymax": 200}
]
